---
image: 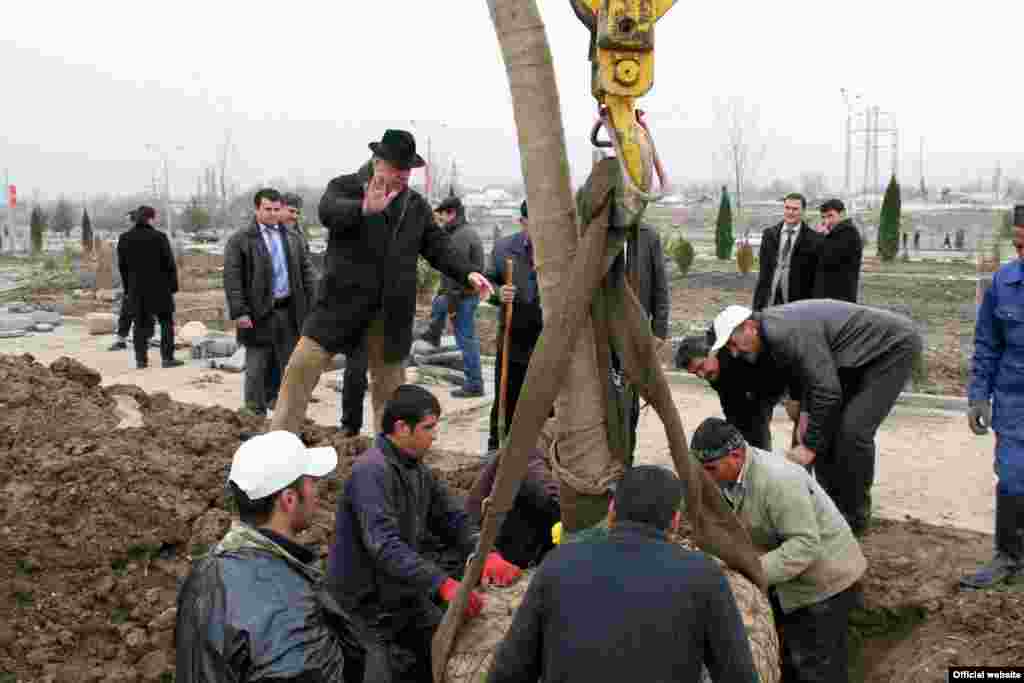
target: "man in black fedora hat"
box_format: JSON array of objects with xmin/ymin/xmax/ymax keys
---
[{"xmin": 271, "ymin": 129, "xmax": 493, "ymax": 436}]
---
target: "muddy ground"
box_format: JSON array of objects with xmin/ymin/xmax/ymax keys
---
[{"xmin": 1, "ymin": 354, "xmax": 1020, "ymax": 682}]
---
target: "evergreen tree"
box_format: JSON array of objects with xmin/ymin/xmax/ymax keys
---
[
  {"xmin": 878, "ymin": 174, "xmax": 902, "ymax": 262},
  {"xmin": 716, "ymin": 185, "xmax": 734, "ymax": 260},
  {"xmin": 52, "ymin": 197, "xmax": 74, "ymax": 236},
  {"xmin": 30, "ymin": 206, "xmax": 47, "ymax": 255},
  {"xmin": 81, "ymin": 208, "xmax": 93, "ymax": 253}
]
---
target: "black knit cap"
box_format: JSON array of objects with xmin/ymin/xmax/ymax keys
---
[
  {"xmin": 1014, "ymin": 205, "xmax": 1024, "ymax": 228},
  {"xmin": 690, "ymin": 417, "xmax": 745, "ymax": 463},
  {"xmin": 675, "ymin": 335, "xmax": 709, "ymax": 370}
]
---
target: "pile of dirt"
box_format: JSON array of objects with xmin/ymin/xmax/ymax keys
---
[
  {"xmin": 2, "ymin": 354, "xmax": 1021, "ymax": 682},
  {"xmin": 0, "ymin": 353, "xmax": 482, "ymax": 682}
]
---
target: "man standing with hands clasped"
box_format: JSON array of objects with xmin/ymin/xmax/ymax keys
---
[{"xmin": 270, "ymin": 130, "xmax": 493, "ymax": 436}]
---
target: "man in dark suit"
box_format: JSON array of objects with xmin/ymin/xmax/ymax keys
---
[
  {"xmin": 485, "ymin": 200, "xmax": 543, "ymax": 451},
  {"xmin": 224, "ymin": 188, "xmax": 317, "ymax": 416},
  {"xmin": 752, "ymin": 192, "xmax": 822, "ymax": 311},
  {"xmin": 116, "ymin": 205, "xmax": 182, "ymax": 369},
  {"xmin": 270, "ymin": 130, "xmax": 493, "ymax": 435},
  {"xmin": 814, "ymin": 198, "xmax": 863, "ymax": 303}
]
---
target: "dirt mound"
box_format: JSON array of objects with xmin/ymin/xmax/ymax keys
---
[
  {"xmin": 0, "ymin": 354, "xmax": 482, "ymax": 683},
  {"xmin": 2, "ymin": 353, "xmax": 1021, "ymax": 682}
]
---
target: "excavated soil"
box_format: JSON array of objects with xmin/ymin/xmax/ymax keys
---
[{"xmin": 1, "ymin": 354, "xmax": 1020, "ymax": 682}]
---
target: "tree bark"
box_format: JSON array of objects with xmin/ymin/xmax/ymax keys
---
[{"xmin": 487, "ymin": 0, "xmax": 620, "ymax": 500}]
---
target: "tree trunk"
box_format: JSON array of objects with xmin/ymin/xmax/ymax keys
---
[{"xmin": 487, "ymin": 0, "xmax": 619, "ymax": 509}]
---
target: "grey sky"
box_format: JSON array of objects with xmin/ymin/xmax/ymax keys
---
[{"xmin": 2, "ymin": 0, "xmax": 1022, "ymax": 199}]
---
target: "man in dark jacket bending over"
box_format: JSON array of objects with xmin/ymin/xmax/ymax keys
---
[
  {"xmin": 487, "ymin": 465, "xmax": 757, "ymax": 683},
  {"xmin": 328, "ymin": 385, "xmax": 522, "ymax": 682},
  {"xmin": 270, "ymin": 130, "xmax": 493, "ymax": 436},
  {"xmin": 709, "ymin": 299, "xmax": 921, "ymax": 535}
]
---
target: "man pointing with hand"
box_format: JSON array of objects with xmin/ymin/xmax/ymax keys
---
[{"xmin": 270, "ymin": 129, "xmax": 493, "ymax": 435}]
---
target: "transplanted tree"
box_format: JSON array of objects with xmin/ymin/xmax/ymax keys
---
[
  {"xmin": 716, "ymin": 186, "xmax": 734, "ymax": 260},
  {"xmin": 30, "ymin": 206, "xmax": 47, "ymax": 255},
  {"xmin": 51, "ymin": 198, "xmax": 74, "ymax": 237},
  {"xmin": 81, "ymin": 208, "xmax": 93, "ymax": 253},
  {"xmin": 878, "ymin": 174, "xmax": 902, "ymax": 262}
]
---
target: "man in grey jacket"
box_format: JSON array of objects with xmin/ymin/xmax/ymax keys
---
[
  {"xmin": 419, "ymin": 196, "xmax": 486, "ymax": 397},
  {"xmin": 709, "ymin": 299, "xmax": 921, "ymax": 535},
  {"xmin": 693, "ymin": 417, "xmax": 866, "ymax": 683},
  {"xmin": 224, "ymin": 188, "xmax": 317, "ymax": 415}
]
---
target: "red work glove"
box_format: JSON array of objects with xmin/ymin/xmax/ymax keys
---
[
  {"xmin": 439, "ymin": 577, "xmax": 485, "ymax": 619},
  {"xmin": 482, "ymin": 552, "xmax": 522, "ymax": 587}
]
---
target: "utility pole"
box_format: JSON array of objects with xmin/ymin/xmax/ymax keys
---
[
  {"xmin": 840, "ymin": 89, "xmax": 862, "ymax": 204},
  {"xmin": 919, "ymin": 137, "xmax": 926, "ymax": 199}
]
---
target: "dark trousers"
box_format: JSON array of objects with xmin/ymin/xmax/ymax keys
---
[
  {"xmin": 772, "ymin": 587, "xmax": 855, "ymax": 683},
  {"xmin": 488, "ymin": 353, "xmax": 529, "ymax": 451},
  {"xmin": 340, "ymin": 343, "xmax": 370, "ymax": 433},
  {"xmin": 495, "ymin": 476, "xmax": 560, "ymax": 568},
  {"xmin": 116, "ymin": 298, "xmax": 134, "ymax": 339},
  {"xmin": 814, "ymin": 336, "xmax": 921, "ymax": 534},
  {"xmin": 133, "ymin": 310, "xmax": 174, "ymax": 363},
  {"xmin": 244, "ymin": 307, "xmax": 300, "ymax": 414},
  {"xmin": 353, "ymin": 599, "xmax": 441, "ymax": 683}
]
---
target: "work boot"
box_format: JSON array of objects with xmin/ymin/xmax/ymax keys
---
[
  {"xmin": 960, "ymin": 494, "xmax": 1024, "ymax": 589},
  {"xmin": 452, "ymin": 386, "xmax": 485, "ymax": 398},
  {"xmin": 135, "ymin": 353, "xmax": 148, "ymax": 370},
  {"xmin": 108, "ymin": 337, "xmax": 128, "ymax": 351},
  {"xmin": 162, "ymin": 358, "xmax": 185, "ymax": 368}
]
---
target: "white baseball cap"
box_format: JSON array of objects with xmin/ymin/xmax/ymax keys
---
[
  {"xmin": 229, "ymin": 431, "xmax": 338, "ymax": 500},
  {"xmin": 709, "ymin": 305, "xmax": 753, "ymax": 355}
]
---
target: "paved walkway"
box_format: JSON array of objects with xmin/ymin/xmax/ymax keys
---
[{"xmin": 1, "ymin": 318, "xmax": 995, "ymax": 535}]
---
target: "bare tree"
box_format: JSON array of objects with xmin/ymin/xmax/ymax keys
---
[{"xmin": 713, "ymin": 96, "xmax": 766, "ymax": 210}]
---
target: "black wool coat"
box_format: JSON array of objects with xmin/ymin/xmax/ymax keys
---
[
  {"xmin": 310, "ymin": 168, "xmax": 477, "ymax": 360},
  {"xmin": 116, "ymin": 222, "xmax": 178, "ymax": 315},
  {"xmin": 813, "ymin": 218, "xmax": 863, "ymax": 303},
  {"xmin": 752, "ymin": 221, "xmax": 822, "ymax": 311}
]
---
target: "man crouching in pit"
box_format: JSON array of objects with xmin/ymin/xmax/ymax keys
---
[{"xmin": 327, "ymin": 384, "xmax": 523, "ymax": 682}]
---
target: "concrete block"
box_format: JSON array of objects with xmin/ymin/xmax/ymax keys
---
[
  {"xmin": 211, "ymin": 347, "xmax": 246, "ymax": 372},
  {"xmin": 191, "ymin": 335, "xmax": 238, "ymax": 360},
  {"xmin": 178, "ymin": 321, "xmax": 209, "ymax": 343},
  {"xmin": 0, "ymin": 313, "xmax": 34, "ymax": 332},
  {"xmin": 86, "ymin": 312, "xmax": 117, "ymax": 335},
  {"xmin": 31, "ymin": 310, "xmax": 62, "ymax": 326}
]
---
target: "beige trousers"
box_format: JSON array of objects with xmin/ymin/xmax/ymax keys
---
[{"xmin": 270, "ymin": 316, "xmax": 406, "ymax": 435}]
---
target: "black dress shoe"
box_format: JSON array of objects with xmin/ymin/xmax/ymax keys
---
[{"xmin": 162, "ymin": 358, "xmax": 185, "ymax": 368}]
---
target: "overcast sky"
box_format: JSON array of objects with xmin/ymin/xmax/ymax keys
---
[{"xmin": 2, "ymin": 0, "xmax": 1022, "ymax": 200}]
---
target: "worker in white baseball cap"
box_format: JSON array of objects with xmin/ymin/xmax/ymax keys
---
[
  {"xmin": 227, "ymin": 430, "xmax": 338, "ymax": 541},
  {"xmin": 709, "ymin": 305, "xmax": 754, "ymax": 357},
  {"xmin": 176, "ymin": 433, "xmax": 364, "ymax": 681}
]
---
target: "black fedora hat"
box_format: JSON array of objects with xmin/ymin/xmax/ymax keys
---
[{"xmin": 368, "ymin": 129, "xmax": 426, "ymax": 170}]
